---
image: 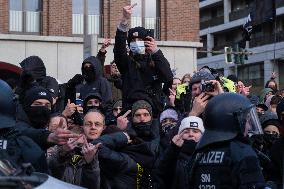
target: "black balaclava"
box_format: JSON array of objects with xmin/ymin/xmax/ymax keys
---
[
  {"xmin": 82, "ymin": 64, "xmax": 96, "ymax": 82},
  {"xmin": 83, "ymin": 93, "xmax": 103, "ymax": 114},
  {"xmin": 23, "ymin": 86, "xmax": 52, "ymax": 129},
  {"xmin": 25, "ymin": 106, "xmax": 51, "ymax": 129}
]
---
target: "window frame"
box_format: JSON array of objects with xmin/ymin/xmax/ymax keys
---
[
  {"xmin": 8, "ymin": 0, "xmax": 42, "ymax": 35},
  {"xmin": 130, "ymin": 0, "xmax": 160, "ymax": 40},
  {"xmin": 72, "ymin": 0, "xmax": 104, "ymax": 37}
]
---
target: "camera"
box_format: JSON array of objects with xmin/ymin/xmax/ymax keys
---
[
  {"xmin": 145, "ymin": 29, "xmax": 154, "ymax": 39},
  {"xmin": 200, "ymin": 80, "xmax": 215, "ymax": 92}
]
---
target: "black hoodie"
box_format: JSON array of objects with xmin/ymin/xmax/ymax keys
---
[
  {"xmin": 78, "ymin": 56, "xmax": 112, "ymax": 104},
  {"xmin": 19, "ymin": 56, "xmax": 59, "ymax": 98}
]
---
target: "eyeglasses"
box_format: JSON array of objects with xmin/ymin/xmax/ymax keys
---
[
  {"xmin": 84, "ymin": 122, "xmax": 104, "ymax": 128},
  {"xmin": 113, "ymin": 107, "xmax": 122, "ymax": 111}
]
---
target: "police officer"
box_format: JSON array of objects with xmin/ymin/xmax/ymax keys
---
[
  {"xmin": 189, "ymin": 93, "xmax": 266, "ymax": 189},
  {"xmin": 0, "ymin": 79, "xmax": 47, "ymax": 173}
]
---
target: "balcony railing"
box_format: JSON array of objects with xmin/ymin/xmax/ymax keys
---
[
  {"xmin": 72, "ymin": 14, "xmax": 103, "ymax": 36},
  {"xmin": 200, "ymin": 15, "xmax": 224, "ymax": 30},
  {"xmin": 250, "ymin": 32, "xmax": 284, "ymax": 48},
  {"xmin": 131, "ymin": 17, "xmax": 161, "ymax": 40},
  {"xmin": 276, "ymin": 0, "xmax": 284, "ymax": 8},
  {"xmin": 9, "ymin": 10, "xmax": 41, "ymax": 33},
  {"xmin": 229, "ymin": 8, "xmax": 250, "ymax": 21}
]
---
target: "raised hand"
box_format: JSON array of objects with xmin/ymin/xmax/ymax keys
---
[
  {"xmin": 62, "ymin": 136, "xmax": 82, "ymax": 152},
  {"xmin": 122, "ymin": 3, "xmax": 137, "ymax": 21},
  {"xmin": 189, "ymin": 93, "xmax": 210, "ymax": 116},
  {"xmin": 48, "ymin": 128, "xmax": 80, "ymax": 145},
  {"xmin": 204, "ymin": 80, "xmax": 224, "ymax": 97},
  {"xmin": 117, "ymin": 110, "xmax": 131, "ymax": 130},
  {"xmin": 144, "ymin": 36, "xmax": 158, "ymax": 54},
  {"xmin": 172, "ymin": 130, "xmax": 187, "ymax": 147},
  {"xmin": 82, "ymin": 137, "xmax": 101, "ymax": 164},
  {"xmin": 62, "ymin": 99, "xmax": 80, "ymax": 117},
  {"xmin": 169, "ymin": 88, "xmax": 176, "ymax": 107},
  {"xmin": 100, "ymin": 38, "xmax": 112, "ymax": 52}
]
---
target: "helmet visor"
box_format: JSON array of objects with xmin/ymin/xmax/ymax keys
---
[{"xmin": 245, "ymin": 107, "xmax": 263, "ymax": 137}]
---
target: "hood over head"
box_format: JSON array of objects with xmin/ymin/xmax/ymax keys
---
[
  {"xmin": 20, "ymin": 56, "xmax": 46, "ymax": 80},
  {"xmin": 81, "ymin": 56, "xmax": 103, "ymax": 81}
]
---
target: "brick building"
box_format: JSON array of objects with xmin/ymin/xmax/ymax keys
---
[
  {"xmin": 198, "ymin": 0, "xmax": 284, "ymax": 93},
  {"xmin": 0, "ymin": 0, "xmax": 201, "ymax": 82}
]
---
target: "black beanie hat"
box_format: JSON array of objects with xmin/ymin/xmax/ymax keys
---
[
  {"xmin": 189, "ymin": 71, "xmax": 215, "ymax": 89},
  {"xmin": 262, "ymin": 119, "xmax": 281, "ymax": 129},
  {"xmin": 23, "ymin": 86, "xmax": 53, "ymax": 108},
  {"xmin": 127, "ymin": 27, "xmax": 148, "ymax": 45}
]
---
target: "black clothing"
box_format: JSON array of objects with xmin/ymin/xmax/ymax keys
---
[
  {"xmin": 268, "ymin": 138, "xmax": 284, "ymax": 188},
  {"xmin": 154, "ymin": 140, "xmax": 196, "ymax": 189},
  {"xmin": 15, "ymin": 121, "xmax": 51, "ymax": 150},
  {"xmin": 78, "ymin": 56, "xmax": 112, "ymax": 104},
  {"xmin": 189, "ymin": 140, "xmax": 266, "ymax": 189},
  {"xmin": 0, "ymin": 111, "xmax": 47, "ymax": 174},
  {"xmin": 114, "ymin": 29, "xmax": 173, "ymax": 115},
  {"xmin": 20, "ymin": 56, "xmax": 59, "ymax": 98},
  {"xmin": 94, "ymin": 122, "xmax": 159, "ymax": 189}
]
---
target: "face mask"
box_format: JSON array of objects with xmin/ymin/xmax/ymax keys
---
[
  {"xmin": 133, "ymin": 122, "xmax": 152, "ymax": 140},
  {"xmin": 83, "ymin": 66, "xmax": 96, "ymax": 82},
  {"xmin": 161, "ymin": 123, "xmax": 177, "ymax": 134},
  {"xmin": 181, "ymin": 140, "xmax": 197, "ymax": 155},
  {"xmin": 25, "ymin": 106, "xmax": 51, "ymax": 129},
  {"xmin": 129, "ymin": 41, "xmax": 145, "ymax": 55},
  {"xmin": 263, "ymin": 133, "xmax": 279, "ymax": 145}
]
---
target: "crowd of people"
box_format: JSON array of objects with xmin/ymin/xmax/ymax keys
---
[{"xmin": 0, "ymin": 4, "xmax": 284, "ymax": 189}]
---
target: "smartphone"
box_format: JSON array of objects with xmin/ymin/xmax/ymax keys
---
[
  {"xmin": 75, "ymin": 98, "xmax": 83, "ymax": 106},
  {"xmin": 104, "ymin": 65, "xmax": 112, "ymax": 75}
]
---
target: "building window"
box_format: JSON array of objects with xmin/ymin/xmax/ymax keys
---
[
  {"xmin": 131, "ymin": 0, "xmax": 160, "ymax": 39},
  {"xmin": 9, "ymin": 0, "xmax": 42, "ymax": 33},
  {"xmin": 278, "ymin": 60, "xmax": 284, "ymax": 90},
  {"xmin": 72, "ymin": 0, "xmax": 102, "ymax": 36}
]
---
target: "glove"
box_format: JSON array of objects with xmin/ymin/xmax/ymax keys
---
[{"xmin": 67, "ymin": 74, "xmax": 84, "ymax": 88}]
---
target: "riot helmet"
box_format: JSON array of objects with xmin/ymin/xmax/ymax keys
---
[
  {"xmin": 0, "ymin": 80, "xmax": 16, "ymax": 128},
  {"xmin": 197, "ymin": 93, "xmax": 262, "ymax": 149}
]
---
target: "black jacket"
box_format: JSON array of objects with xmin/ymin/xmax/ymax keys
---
[
  {"xmin": 268, "ymin": 138, "xmax": 284, "ymax": 188},
  {"xmin": 153, "ymin": 140, "xmax": 196, "ymax": 189},
  {"xmin": 19, "ymin": 56, "xmax": 59, "ymax": 98},
  {"xmin": 189, "ymin": 140, "xmax": 266, "ymax": 189},
  {"xmin": 78, "ymin": 56, "xmax": 112, "ymax": 104},
  {"xmin": 94, "ymin": 123, "xmax": 160, "ymax": 189},
  {"xmin": 0, "ymin": 127, "xmax": 47, "ymax": 173},
  {"xmin": 114, "ymin": 29, "xmax": 173, "ymax": 114}
]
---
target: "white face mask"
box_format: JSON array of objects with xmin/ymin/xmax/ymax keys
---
[{"xmin": 129, "ymin": 41, "xmax": 145, "ymax": 55}]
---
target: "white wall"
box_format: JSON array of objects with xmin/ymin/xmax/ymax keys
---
[{"xmin": 0, "ymin": 34, "xmax": 201, "ymax": 83}]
